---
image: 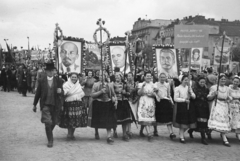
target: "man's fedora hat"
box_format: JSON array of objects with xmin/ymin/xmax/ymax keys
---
[{"xmin": 45, "ymin": 59, "xmax": 55, "ymax": 71}]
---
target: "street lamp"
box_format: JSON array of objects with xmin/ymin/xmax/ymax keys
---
[{"xmin": 49, "ymin": 43, "xmax": 52, "ymax": 58}]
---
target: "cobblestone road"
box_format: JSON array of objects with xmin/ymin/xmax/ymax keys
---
[{"xmin": 0, "ymin": 91, "xmax": 240, "ymax": 161}]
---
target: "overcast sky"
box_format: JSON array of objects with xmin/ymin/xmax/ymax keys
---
[{"xmin": 0, "ymin": 0, "xmax": 239, "ymax": 50}]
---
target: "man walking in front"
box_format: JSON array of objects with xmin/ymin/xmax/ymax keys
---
[{"xmin": 33, "ymin": 60, "xmax": 63, "ymax": 148}]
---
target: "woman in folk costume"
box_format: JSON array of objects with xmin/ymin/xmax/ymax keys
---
[
  {"xmin": 126, "ymin": 72, "xmax": 138, "ymax": 138},
  {"xmin": 59, "ymin": 72, "xmax": 87, "ymax": 140},
  {"xmin": 174, "ymin": 75, "xmax": 196, "ymax": 144},
  {"xmin": 81, "ymin": 70, "xmax": 96, "ymax": 127},
  {"xmin": 228, "ymin": 76, "xmax": 240, "ymax": 141},
  {"xmin": 207, "ymin": 73, "xmax": 232, "ymax": 147},
  {"xmin": 91, "ymin": 71, "xmax": 117, "ymax": 144},
  {"xmin": 114, "ymin": 73, "xmax": 132, "ymax": 141},
  {"xmin": 154, "ymin": 73, "xmax": 176, "ymax": 140},
  {"xmin": 188, "ymin": 76, "xmax": 210, "ymax": 145},
  {"xmin": 137, "ymin": 71, "xmax": 156, "ymax": 141}
]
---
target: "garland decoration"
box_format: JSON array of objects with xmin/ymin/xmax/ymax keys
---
[{"xmin": 93, "ymin": 19, "xmax": 111, "ymax": 48}]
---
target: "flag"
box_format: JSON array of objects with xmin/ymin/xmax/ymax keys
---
[{"xmin": 5, "ymin": 42, "xmax": 13, "ymax": 63}]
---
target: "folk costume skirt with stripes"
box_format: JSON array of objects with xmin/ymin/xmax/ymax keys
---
[
  {"xmin": 59, "ymin": 101, "xmax": 88, "ymax": 128},
  {"xmin": 116, "ymin": 100, "xmax": 132, "ymax": 125}
]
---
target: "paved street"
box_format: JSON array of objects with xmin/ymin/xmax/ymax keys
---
[{"xmin": 0, "ymin": 91, "xmax": 240, "ymax": 161}]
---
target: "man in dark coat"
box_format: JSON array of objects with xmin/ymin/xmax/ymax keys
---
[
  {"xmin": 1, "ymin": 65, "xmax": 12, "ymax": 92},
  {"xmin": 20, "ymin": 67, "xmax": 29, "ymax": 96},
  {"xmin": 33, "ymin": 60, "xmax": 64, "ymax": 148},
  {"xmin": 16, "ymin": 65, "xmax": 23, "ymax": 94}
]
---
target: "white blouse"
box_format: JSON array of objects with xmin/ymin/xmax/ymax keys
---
[{"xmin": 174, "ymin": 85, "xmax": 195, "ymax": 102}]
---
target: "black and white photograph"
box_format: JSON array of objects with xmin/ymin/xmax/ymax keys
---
[{"xmin": 0, "ymin": 0, "xmax": 240, "ymax": 161}]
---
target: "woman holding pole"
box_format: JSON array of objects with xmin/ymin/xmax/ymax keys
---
[
  {"xmin": 174, "ymin": 75, "xmax": 196, "ymax": 144},
  {"xmin": 90, "ymin": 71, "xmax": 117, "ymax": 144},
  {"xmin": 207, "ymin": 73, "xmax": 232, "ymax": 147},
  {"xmin": 154, "ymin": 73, "xmax": 176, "ymax": 140}
]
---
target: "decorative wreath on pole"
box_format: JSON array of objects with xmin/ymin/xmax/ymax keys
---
[
  {"xmin": 54, "ymin": 23, "xmax": 64, "ymax": 47},
  {"xmin": 93, "ymin": 19, "xmax": 111, "ymax": 48}
]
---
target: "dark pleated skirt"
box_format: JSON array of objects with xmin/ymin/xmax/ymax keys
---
[
  {"xmin": 91, "ymin": 100, "xmax": 117, "ymax": 129},
  {"xmin": 174, "ymin": 101, "xmax": 196, "ymax": 129},
  {"xmin": 155, "ymin": 99, "xmax": 173, "ymax": 124},
  {"xmin": 116, "ymin": 100, "xmax": 132, "ymax": 124},
  {"xmin": 59, "ymin": 101, "xmax": 88, "ymax": 128},
  {"xmin": 195, "ymin": 101, "xmax": 209, "ymax": 131}
]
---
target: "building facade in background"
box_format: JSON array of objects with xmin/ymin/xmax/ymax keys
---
[
  {"xmin": 130, "ymin": 18, "xmax": 172, "ymax": 46},
  {"xmin": 155, "ymin": 15, "xmax": 240, "ymax": 65}
]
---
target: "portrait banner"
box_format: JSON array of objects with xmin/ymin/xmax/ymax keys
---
[
  {"xmin": 152, "ymin": 44, "xmax": 179, "ymax": 78},
  {"xmin": 85, "ymin": 42, "xmax": 101, "ymax": 71},
  {"xmin": 30, "ymin": 50, "xmax": 40, "ymax": 61},
  {"xmin": 174, "ymin": 25, "xmax": 209, "ymax": 48},
  {"xmin": 230, "ymin": 61, "xmax": 239, "ymax": 73},
  {"xmin": 107, "ymin": 41, "xmax": 133, "ymax": 75},
  {"xmin": 214, "ymin": 47, "xmax": 230, "ymax": 66},
  {"xmin": 58, "ymin": 38, "xmax": 84, "ymax": 74},
  {"xmin": 201, "ymin": 58, "xmax": 211, "ymax": 69},
  {"xmin": 190, "ymin": 48, "xmax": 203, "ymax": 70}
]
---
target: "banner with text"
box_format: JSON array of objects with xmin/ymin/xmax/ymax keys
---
[{"xmin": 174, "ymin": 25, "xmax": 209, "ymax": 48}]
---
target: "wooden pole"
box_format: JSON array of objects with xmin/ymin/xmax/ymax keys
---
[
  {"xmin": 215, "ymin": 32, "xmax": 226, "ymax": 106},
  {"xmin": 187, "ymin": 48, "xmax": 191, "ymax": 110},
  {"xmin": 99, "ymin": 23, "xmax": 104, "ymax": 87}
]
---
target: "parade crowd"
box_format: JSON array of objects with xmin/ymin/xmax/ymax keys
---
[{"xmin": 1, "ymin": 61, "xmax": 240, "ymax": 149}]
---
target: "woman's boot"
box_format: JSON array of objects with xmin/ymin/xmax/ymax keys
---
[{"xmin": 201, "ymin": 132, "xmax": 208, "ymax": 145}]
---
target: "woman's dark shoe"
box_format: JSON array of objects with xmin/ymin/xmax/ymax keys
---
[
  {"xmin": 113, "ymin": 132, "xmax": 118, "ymax": 138},
  {"xmin": 139, "ymin": 131, "xmax": 146, "ymax": 137},
  {"xmin": 148, "ymin": 135, "xmax": 153, "ymax": 142},
  {"xmin": 201, "ymin": 139, "xmax": 208, "ymax": 145},
  {"xmin": 207, "ymin": 133, "xmax": 212, "ymax": 140},
  {"xmin": 223, "ymin": 141, "xmax": 231, "ymax": 147},
  {"xmin": 95, "ymin": 134, "xmax": 100, "ymax": 140},
  {"xmin": 107, "ymin": 137, "xmax": 114, "ymax": 144},
  {"xmin": 188, "ymin": 129, "xmax": 194, "ymax": 139},
  {"xmin": 170, "ymin": 133, "xmax": 176, "ymax": 140},
  {"xmin": 153, "ymin": 131, "xmax": 159, "ymax": 137},
  {"xmin": 122, "ymin": 135, "xmax": 130, "ymax": 142},
  {"xmin": 126, "ymin": 132, "xmax": 133, "ymax": 139},
  {"xmin": 179, "ymin": 138, "xmax": 186, "ymax": 144}
]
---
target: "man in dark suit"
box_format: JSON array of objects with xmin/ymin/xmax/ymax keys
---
[{"xmin": 33, "ymin": 60, "xmax": 64, "ymax": 148}]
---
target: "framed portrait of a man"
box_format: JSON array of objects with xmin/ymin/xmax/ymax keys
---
[
  {"xmin": 153, "ymin": 46, "xmax": 179, "ymax": 78},
  {"xmin": 108, "ymin": 43, "xmax": 132, "ymax": 74},
  {"xmin": 58, "ymin": 38, "xmax": 84, "ymax": 74}
]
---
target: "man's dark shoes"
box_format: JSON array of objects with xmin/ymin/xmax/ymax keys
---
[{"xmin": 107, "ymin": 137, "xmax": 114, "ymax": 144}]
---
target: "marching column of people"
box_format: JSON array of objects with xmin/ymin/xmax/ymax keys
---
[{"xmin": 27, "ymin": 63, "xmax": 240, "ymax": 147}]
